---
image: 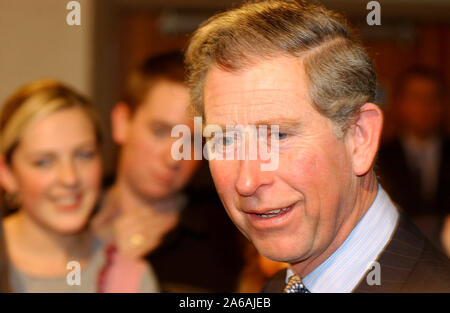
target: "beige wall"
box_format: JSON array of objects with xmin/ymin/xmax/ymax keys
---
[{"xmin": 0, "ymin": 0, "xmax": 95, "ymax": 104}]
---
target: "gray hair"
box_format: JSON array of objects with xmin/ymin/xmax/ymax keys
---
[{"xmin": 185, "ymin": 0, "xmax": 377, "ymax": 138}]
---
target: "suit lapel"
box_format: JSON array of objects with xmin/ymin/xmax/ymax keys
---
[
  {"xmin": 262, "ymin": 213, "xmax": 425, "ymax": 293},
  {"xmin": 261, "ymin": 268, "xmax": 286, "ymax": 293},
  {"xmin": 353, "ymin": 213, "xmax": 424, "ymax": 292}
]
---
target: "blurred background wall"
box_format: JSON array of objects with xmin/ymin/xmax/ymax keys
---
[
  {"xmin": 1, "ymin": 0, "xmax": 449, "ymax": 176},
  {"xmin": 0, "ymin": 0, "xmax": 95, "ymax": 103}
]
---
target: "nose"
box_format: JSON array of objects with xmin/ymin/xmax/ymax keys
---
[
  {"xmin": 58, "ymin": 160, "xmax": 80, "ymax": 188},
  {"xmin": 235, "ymin": 159, "xmax": 271, "ymax": 197}
]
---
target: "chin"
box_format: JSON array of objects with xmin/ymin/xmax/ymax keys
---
[
  {"xmin": 253, "ymin": 236, "xmax": 309, "ymax": 264},
  {"xmin": 54, "ymin": 224, "xmax": 88, "ymax": 236},
  {"xmin": 49, "ymin": 217, "xmax": 90, "ymax": 236},
  {"xmin": 148, "ymin": 187, "xmax": 176, "ymax": 200}
]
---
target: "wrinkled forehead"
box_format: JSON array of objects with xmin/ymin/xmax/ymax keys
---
[
  {"xmin": 203, "ymin": 56, "xmax": 314, "ymax": 126},
  {"xmin": 204, "ymin": 89, "xmax": 309, "ymax": 126}
]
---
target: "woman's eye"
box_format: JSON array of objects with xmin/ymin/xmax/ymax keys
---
[
  {"xmin": 278, "ymin": 132, "xmax": 288, "ymax": 140},
  {"xmin": 77, "ymin": 150, "xmax": 96, "ymax": 159},
  {"xmin": 33, "ymin": 158, "xmax": 52, "ymax": 168}
]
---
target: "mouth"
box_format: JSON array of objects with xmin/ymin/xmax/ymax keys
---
[
  {"xmin": 51, "ymin": 195, "xmax": 82, "ymax": 211},
  {"xmin": 254, "ymin": 207, "xmax": 292, "ymax": 218},
  {"xmin": 244, "ymin": 203, "xmax": 296, "ymax": 229}
]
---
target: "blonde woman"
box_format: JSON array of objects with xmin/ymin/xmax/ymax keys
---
[{"xmin": 0, "ymin": 79, "xmax": 159, "ymax": 292}]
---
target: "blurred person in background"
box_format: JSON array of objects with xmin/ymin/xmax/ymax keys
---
[
  {"xmin": 91, "ymin": 51, "xmax": 244, "ymax": 292},
  {"xmin": 0, "ymin": 79, "xmax": 159, "ymax": 292},
  {"xmin": 377, "ymin": 66, "xmax": 450, "ymax": 247}
]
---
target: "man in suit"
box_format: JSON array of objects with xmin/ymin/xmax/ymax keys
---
[
  {"xmin": 377, "ymin": 66, "xmax": 450, "ymax": 246},
  {"xmin": 185, "ymin": 0, "xmax": 450, "ymax": 292}
]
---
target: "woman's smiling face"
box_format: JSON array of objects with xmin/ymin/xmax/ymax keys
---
[{"xmin": 4, "ymin": 106, "xmax": 102, "ymax": 235}]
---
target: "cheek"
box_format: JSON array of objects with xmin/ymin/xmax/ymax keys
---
[
  {"xmin": 299, "ymin": 135, "xmax": 347, "ymax": 180},
  {"xmin": 282, "ymin": 141, "xmax": 349, "ymax": 216},
  {"xmin": 289, "ymin": 150, "xmax": 318, "ymax": 181},
  {"xmin": 209, "ymin": 160, "xmax": 245, "ymax": 228},
  {"xmin": 178, "ymin": 160, "xmax": 200, "ymax": 182},
  {"xmin": 281, "ymin": 146, "xmax": 327, "ymax": 195},
  {"xmin": 137, "ymin": 136, "xmax": 157, "ymax": 159},
  {"xmin": 127, "ymin": 132, "xmax": 159, "ymax": 170},
  {"xmin": 81, "ymin": 160, "xmax": 103, "ymax": 190},
  {"xmin": 405, "ymin": 102, "xmax": 427, "ymax": 121},
  {"xmin": 14, "ymin": 169, "xmax": 52, "ymax": 208}
]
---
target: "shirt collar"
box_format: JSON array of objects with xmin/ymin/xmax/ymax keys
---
[{"xmin": 286, "ymin": 185, "xmax": 399, "ymax": 292}]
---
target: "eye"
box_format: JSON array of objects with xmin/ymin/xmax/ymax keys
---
[
  {"xmin": 33, "ymin": 157, "xmax": 53, "ymax": 168},
  {"xmin": 222, "ymin": 135, "xmax": 235, "ymax": 146},
  {"xmin": 152, "ymin": 128, "xmax": 166, "ymax": 137},
  {"xmin": 150, "ymin": 124, "xmax": 170, "ymax": 138},
  {"xmin": 76, "ymin": 150, "xmax": 96, "ymax": 160},
  {"xmin": 265, "ymin": 131, "xmax": 288, "ymax": 141}
]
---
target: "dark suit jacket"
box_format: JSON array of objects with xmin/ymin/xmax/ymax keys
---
[
  {"xmin": 262, "ymin": 213, "xmax": 450, "ymax": 293},
  {"xmin": 146, "ymin": 189, "xmax": 245, "ymax": 293},
  {"xmin": 376, "ymin": 137, "xmax": 450, "ymax": 217}
]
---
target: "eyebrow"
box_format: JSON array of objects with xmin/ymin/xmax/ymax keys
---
[
  {"xmin": 251, "ymin": 119, "xmax": 302, "ymax": 131},
  {"xmin": 208, "ymin": 119, "xmax": 302, "ymax": 132},
  {"xmin": 24, "ymin": 140, "xmax": 98, "ymax": 156},
  {"xmin": 148, "ymin": 120, "xmax": 174, "ymax": 128}
]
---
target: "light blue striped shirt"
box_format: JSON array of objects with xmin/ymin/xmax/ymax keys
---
[{"xmin": 286, "ymin": 185, "xmax": 399, "ymax": 293}]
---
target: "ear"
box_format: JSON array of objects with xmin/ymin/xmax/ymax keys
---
[
  {"xmin": 111, "ymin": 102, "xmax": 131, "ymax": 145},
  {"xmin": 346, "ymin": 103, "xmax": 383, "ymax": 176},
  {"xmin": 0, "ymin": 155, "xmax": 18, "ymax": 194}
]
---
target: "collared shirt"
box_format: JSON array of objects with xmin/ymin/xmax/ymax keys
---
[{"xmin": 286, "ymin": 185, "xmax": 399, "ymax": 293}]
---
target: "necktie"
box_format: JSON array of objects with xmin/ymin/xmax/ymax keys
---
[{"xmin": 284, "ymin": 274, "xmax": 310, "ymax": 293}]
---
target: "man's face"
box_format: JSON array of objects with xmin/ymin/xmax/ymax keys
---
[
  {"xmin": 398, "ymin": 76, "xmax": 444, "ymax": 138},
  {"xmin": 204, "ymin": 56, "xmax": 355, "ymax": 263},
  {"xmin": 117, "ymin": 79, "xmax": 201, "ymax": 201}
]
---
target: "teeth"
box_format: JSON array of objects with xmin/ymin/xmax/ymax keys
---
[
  {"xmin": 259, "ymin": 213, "xmax": 281, "ymax": 218},
  {"xmin": 256, "ymin": 206, "xmax": 291, "ymax": 218},
  {"xmin": 54, "ymin": 197, "xmax": 77, "ymax": 205}
]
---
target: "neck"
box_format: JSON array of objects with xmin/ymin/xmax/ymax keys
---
[
  {"xmin": 292, "ymin": 171, "xmax": 378, "ymax": 277},
  {"xmin": 9, "ymin": 211, "xmax": 92, "ymax": 262}
]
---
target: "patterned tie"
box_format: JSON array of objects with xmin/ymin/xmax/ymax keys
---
[{"xmin": 284, "ymin": 274, "xmax": 310, "ymax": 293}]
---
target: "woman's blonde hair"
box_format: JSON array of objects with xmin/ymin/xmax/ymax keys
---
[{"xmin": 0, "ymin": 79, "xmax": 102, "ymax": 163}]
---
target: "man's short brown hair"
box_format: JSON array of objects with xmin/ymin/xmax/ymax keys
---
[
  {"xmin": 185, "ymin": 0, "xmax": 377, "ymax": 137},
  {"xmin": 122, "ymin": 51, "xmax": 186, "ymax": 114}
]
